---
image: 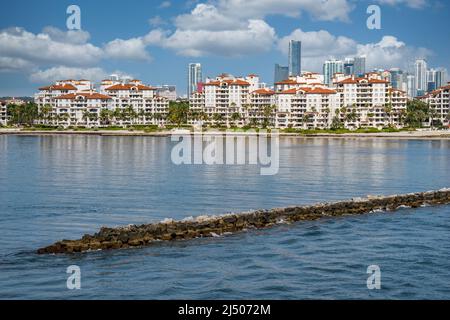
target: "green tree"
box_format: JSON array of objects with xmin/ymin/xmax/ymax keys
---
[
  {"xmin": 167, "ymin": 101, "xmax": 189, "ymax": 127},
  {"xmin": 100, "ymin": 109, "xmax": 111, "ymax": 126},
  {"xmin": 404, "ymin": 100, "xmax": 429, "ymax": 128},
  {"xmin": 7, "ymin": 103, "xmax": 39, "ymax": 126}
]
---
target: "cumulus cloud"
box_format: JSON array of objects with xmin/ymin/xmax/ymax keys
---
[
  {"xmin": 29, "ymin": 66, "xmax": 108, "ymax": 83},
  {"xmin": 217, "ymin": 0, "xmax": 353, "ymax": 22},
  {"xmin": 356, "ymin": 36, "xmax": 432, "ymax": 70},
  {"xmin": 159, "ymin": 1, "xmax": 171, "ymax": 8},
  {"xmin": 104, "ymin": 37, "xmax": 151, "ymax": 61},
  {"xmin": 376, "ymin": 0, "xmax": 427, "ymax": 9},
  {"xmin": 148, "ymin": 16, "xmax": 167, "ymax": 27},
  {"xmin": 278, "ymin": 29, "xmax": 432, "ymax": 72},
  {"xmin": 174, "ymin": 3, "xmax": 246, "ymax": 30},
  {"xmin": 155, "ymin": 19, "xmax": 276, "ymax": 57},
  {"xmin": 0, "ymin": 27, "xmax": 103, "ymax": 70}
]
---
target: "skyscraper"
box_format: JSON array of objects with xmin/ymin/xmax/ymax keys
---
[
  {"xmin": 288, "ymin": 40, "xmax": 302, "ymax": 77},
  {"xmin": 390, "ymin": 68, "xmax": 404, "ymax": 90},
  {"xmin": 323, "ymin": 59, "xmax": 344, "ymax": 85},
  {"xmin": 427, "ymin": 68, "xmax": 446, "ymax": 91},
  {"xmin": 415, "ymin": 59, "xmax": 427, "ymax": 96},
  {"xmin": 274, "ymin": 64, "xmax": 289, "ymax": 83},
  {"xmin": 407, "ymin": 75, "xmax": 416, "ymax": 98},
  {"xmin": 344, "ymin": 58, "xmax": 354, "ymax": 76},
  {"xmin": 353, "ymin": 56, "xmax": 366, "ymax": 77},
  {"xmin": 188, "ymin": 63, "xmax": 202, "ymax": 97}
]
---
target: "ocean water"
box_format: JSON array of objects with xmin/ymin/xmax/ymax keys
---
[{"xmin": 0, "ymin": 135, "xmax": 449, "ymax": 299}]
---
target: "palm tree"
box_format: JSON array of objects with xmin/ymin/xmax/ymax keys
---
[
  {"xmin": 100, "ymin": 109, "xmax": 111, "ymax": 126},
  {"xmin": 82, "ymin": 110, "xmax": 91, "ymax": 126},
  {"xmin": 40, "ymin": 104, "xmax": 53, "ymax": 125},
  {"xmin": 230, "ymin": 112, "xmax": 241, "ymax": 127},
  {"xmin": 213, "ymin": 113, "xmax": 225, "ymax": 127}
]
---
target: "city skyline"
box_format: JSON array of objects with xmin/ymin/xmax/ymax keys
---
[{"xmin": 0, "ymin": 0, "xmax": 449, "ymax": 96}]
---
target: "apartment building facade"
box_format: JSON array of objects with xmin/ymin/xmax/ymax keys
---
[
  {"xmin": 419, "ymin": 84, "xmax": 450, "ymax": 127},
  {"xmin": 35, "ymin": 79, "xmax": 169, "ymax": 127},
  {"xmin": 189, "ymin": 72, "xmax": 408, "ymax": 130},
  {"xmin": 0, "ymin": 102, "xmax": 7, "ymax": 126}
]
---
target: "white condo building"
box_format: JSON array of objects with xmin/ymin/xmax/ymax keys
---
[
  {"xmin": 189, "ymin": 71, "xmax": 407, "ymax": 130},
  {"xmin": 419, "ymin": 83, "xmax": 450, "ymax": 127},
  {"xmin": 0, "ymin": 101, "xmax": 7, "ymax": 126},
  {"xmin": 34, "ymin": 79, "xmax": 169, "ymax": 127}
]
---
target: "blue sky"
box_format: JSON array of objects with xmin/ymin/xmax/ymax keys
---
[{"xmin": 0, "ymin": 0, "xmax": 449, "ymax": 96}]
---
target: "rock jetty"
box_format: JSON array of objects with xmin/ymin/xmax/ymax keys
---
[{"xmin": 37, "ymin": 189, "xmax": 450, "ymax": 254}]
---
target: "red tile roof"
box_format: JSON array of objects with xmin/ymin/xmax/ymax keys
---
[
  {"xmin": 252, "ymin": 89, "xmax": 275, "ymax": 95},
  {"xmin": 55, "ymin": 93, "xmax": 112, "ymax": 100},
  {"xmin": 275, "ymin": 79, "xmax": 298, "ymax": 85},
  {"xmin": 104, "ymin": 83, "xmax": 155, "ymax": 91},
  {"xmin": 39, "ymin": 84, "xmax": 78, "ymax": 91}
]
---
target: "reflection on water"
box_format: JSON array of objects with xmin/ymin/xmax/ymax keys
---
[{"xmin": 0, "ymin": 135, "xmax": 449, "ymax": 299}]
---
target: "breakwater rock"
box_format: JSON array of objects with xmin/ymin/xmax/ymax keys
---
[{"xmin": 37, "ymin": 189, "xmax": 450, "ymax": 254}]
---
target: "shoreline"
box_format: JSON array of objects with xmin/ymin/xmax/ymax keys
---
[{"xmin": 1, "ymin": 128, "xmax": 449, "ymax": 139}]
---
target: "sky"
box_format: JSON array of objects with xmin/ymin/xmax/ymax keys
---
[{"xmin": 0, "ymin": 0, "xmax": 449, "ymax": 96}]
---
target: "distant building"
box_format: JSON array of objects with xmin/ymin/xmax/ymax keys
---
[
  {"xmin": 288, "ymin": 40, "xmax": 302, "ymax": 77},
  {"xmin": 344, "ymin": 58, "xmax": 354, "ymax": 76},
  {"xmin": 415, "ymin": 59, "xmax": 427, "ymax": 96},
  {"xmin": 188, "ymin": 63, "xmax": 202, "ymax": 98},
  {"xmin": 155, "ymin": 85, "xmax": 177, "ymax": 101},
  {"xmin": 353, "ymin": 56, "xmax": 366, "ymax": 77},
  {"xmin": 274, "ymin": 64, "xmax": 289, "ymax": 83},
  {"xmin": 323, "ymin": 59, "xmax": 344, "ymax": 85},
  {"xmin": 407, "ymin": 75, "xmax": 416, "ymax": 98},
  {"xmin": 427, "ymin": 68, "xmax": 446, "ymax": 93},
  {"xmin": 390, "ymin": 68, "xmax": 404, "ymax": 90}
]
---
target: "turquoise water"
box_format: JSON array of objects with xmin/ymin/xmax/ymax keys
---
[{"xmin": 0, "ymin": 135, "xmax": 449, "ymax": 299}]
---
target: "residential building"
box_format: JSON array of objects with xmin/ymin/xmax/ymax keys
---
[
  {"xmin": 0, "ymin": 102, "xmax": 7, "ymax": 126},
  {"xmin": 155, "ymin": 85, "xmax": 177, "ymax": 101},
  {"xmin": 288, "ymin": 40, "xmax": 302, "ymax": 77},
  {"xmin": 323, "ymin": 60, "xmax": 344, "ymax": 85},
  {"xmin": 419, "ymin": 83, "xmax": 450, "ymax": 127},
  {"xmin": 344, "ymin": 58, "xmax": 354, "ymax": 76},
  {"xmin": 188, "ymin": 63, "xmax": 202, "ymax": 98},
  {"xmin": 415, "ymin": 59, "xmax": 428, "ymax": 96},
  {"xmin": 353, "ymin": 56, "xmax": 366, "ymax": 77},
  {"xmin": 274, "ymin": 64, "xmax": 289, "ymax": 84},
  {"xmin": 35, "ymin": 79, "xmax": 169, "ymax": 127},
  {"xmin": 407, "ymin": 75, "xmax": 416, "ymax": 99},
  {"xmin": 333, "ymin": 73, "xmax": 407, "ymax": 129}
]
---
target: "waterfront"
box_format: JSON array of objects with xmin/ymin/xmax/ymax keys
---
[{"xmin": 0, "ymin": 135, "xmax": 450, "ymax": 299}]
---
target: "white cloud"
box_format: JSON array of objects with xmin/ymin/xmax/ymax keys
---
[
  {"xmin": 157, "ymin": 19, "xmax": 276, "ymax": 57},
  {"xmin": 159, "ymin": 1, "xmax": 171, "ymax": 9},
  {"xmin": 0, "ymin": 27, "xmax": 103, "ymax": 70},
  {"xmin": 104, "ymin": 37, "xmax": 151, "ymax": 61},
  {"xmin": 278, "ymin": 29, "xmax": 432, "ymax": 72},
  {"xmin": 376, "ymin": 0, "xmax": 427, "ymax": 9},
  {"xmin": 0, "ymin": 57, "xmax": 36, "ymax": 73},
  {"xmin": 29, "ymin": 66, "xmax": 108, "ymax": 83},
  {"xmin": 356, "ymin": 36, "xmax": 432, "ymax": 70},
  {"xmin": 174, "ymin": 3, "xmax": 245, "ymax": 30},
  {"xmin": 41, "ymin": 26, "xmax": 91, "ymax": 44},
  {"xmin": 149, "ymin": 16, "xmax": 167, "ymax": 27},
  {"xmin": 217, "ymin": 0, "xmax": 353, "ymax": 22}
]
